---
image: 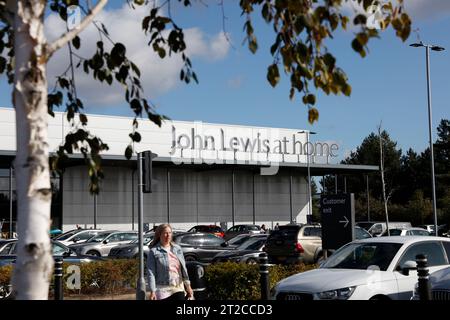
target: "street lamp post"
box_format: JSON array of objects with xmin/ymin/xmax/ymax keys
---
[
  {"xmin": 410, "ymin": 41, "xmax": 445, "ymax": 236},
  {"xmin": 298, "ymin": 130, "xmax": 316, "ymax": 222}
]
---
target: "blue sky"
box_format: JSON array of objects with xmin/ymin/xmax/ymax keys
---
[{"xmin": 1, "ymin": 0, "xmax": 450, "ymax": 161}]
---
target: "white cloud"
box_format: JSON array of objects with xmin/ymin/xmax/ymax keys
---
[
  {"xmin": 45, "ymin": 3, "xmax": 230, "ymax": 107},
  {"xmin": 403, "ymin": 0, "xmax": 450, "ymax": 20}
]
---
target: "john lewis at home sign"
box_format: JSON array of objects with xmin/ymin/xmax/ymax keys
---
[{"xmin": 169, "ymin": 125, "xmax": 339, "ymax": 161}]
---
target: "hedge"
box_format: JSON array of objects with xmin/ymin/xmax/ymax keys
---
[
  {"xmin": 0, "ymin": 260, "xmax": 317, "ymax": 299},
  {"xmin": 204, "ymin": 262, "xmax": 318, "ymax": 300}
]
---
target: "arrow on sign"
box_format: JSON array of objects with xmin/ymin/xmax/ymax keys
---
[{"xmin": 339, "ymin": 216, "xmax": 349, "ymax": 228}]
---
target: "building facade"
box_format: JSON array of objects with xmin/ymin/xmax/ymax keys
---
[{"xmin": 0, "ymin": 108, "xmax": 377, "ymax": 233}]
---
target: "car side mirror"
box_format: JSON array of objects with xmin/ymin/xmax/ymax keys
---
[
  {"xmin": 221, "ymin": 241, "xmax": 228, "ymax": 247},
  {"xmin": 103, "ymin": 239, "xmax": 110, "ymax": 244},
  {"xmin": 62, "ymin": 250, "xmax": 71, "ymax": 257},
  {"xmin": 399, "ymin": 260, "xmax": 417, "ymax": 276},
  {"xmin": 72, "ymin": 237, "xmax": 80, "ymax": 243}
]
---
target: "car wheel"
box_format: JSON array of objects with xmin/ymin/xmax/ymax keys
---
[
  {"xmin": 0, "ymin": 285, "xmax": 12, "ymax": 300},
  {"xmin": 184, "ymin": 255, "xmax": 197, "ymax": 262},
  {"xmin": 86, "ymin": 250, "xmax": 100, "ymax": 257},
  {"xmin": 246, "ymin": 258, "xmax": 258, "ymax": 265}
]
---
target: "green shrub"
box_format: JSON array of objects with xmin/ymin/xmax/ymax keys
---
[{"xmin": 204, "ymin": 262, "xmax": 317, "ymax": 300}]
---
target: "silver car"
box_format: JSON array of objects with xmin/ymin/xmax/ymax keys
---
[
  {"xmin": 53, "ymin": 229, "xmax": 103, "ymax": 246},
  {"xmin": 69, "ymin": 231, "xmax": 138, "ymax": 257}
]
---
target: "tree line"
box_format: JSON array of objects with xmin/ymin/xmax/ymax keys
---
[{"xmin": 319, "ymin": 119, "xmax": 450, "ymax": 227}]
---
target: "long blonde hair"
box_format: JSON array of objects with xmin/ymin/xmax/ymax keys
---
[{"xmin": 149, "ymin": 223, "xmax": 174, "ymax": 248}]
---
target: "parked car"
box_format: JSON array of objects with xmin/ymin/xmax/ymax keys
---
[
  {"xmin": 53, "ymin": 228, "xmax": 103, "ymax": 246},
  {"xmin": 224, "ymin": 224, "xmax": 261, "ymax": 240},
  {"xmin": 69, "ymin": 231, "xmax": 138, "ymax": 256},
  {"xmin": 173, "ymin": 232, "xmax": 232, "ymax": 263},
  {"xmin": 381, "ymin": 227, "xmax": 430, "ymax": 237},
  {"xmin": 0, "ymin": 239, "xmax": 16, "ymax": 255},
  {"xmin": 271, "ymin": 236, "xmax": 450, "ymax": 300},
  {"xmin": 108, "ymin": 232, "xmax": 155, "ymax": 259},
  {"xmin": 265, "ymin": 224, "xmax": 322, "ymax": 264},
  {"xmin": 0, "ymin": 239, "xmax": 104, "ymax": 267},
  {"xmin": 418, "ymin": 224, "xmax": 448, "ymax": 237},
  {"xmin": 187, "ymin": 225, "xmax": 225, "ymax": 238},
  {"xmin": 212, "ymin": 234, "xmax": 268, "ymax": 264},
  {"xmin": 354, "ymin": 226, "xmax": 372, "ymax": 239},
  {"xmin": 356, "ymin": 221, "xmax": 412, "ymax": 237}
]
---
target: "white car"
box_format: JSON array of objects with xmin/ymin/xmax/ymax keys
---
[{"xmin": 271, "ymin": 236, "xmax": 450, "ymax": 300}]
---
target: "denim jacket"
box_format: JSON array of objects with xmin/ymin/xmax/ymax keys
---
[{"xmin": 147, "ymin": 243, "xmax": 190, "ymax": 292}]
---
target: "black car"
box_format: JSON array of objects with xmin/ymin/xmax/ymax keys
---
[
  {"xmin": 0, "ymin": 239, "xmax": 104, "ymax": 267},
  {"xmin": 212, "ymin": 234, "xmax": 268, "ymax": 264},
  {"xmin": 173, "ymin": 232, "xmax": 233, "ymax": 263}
]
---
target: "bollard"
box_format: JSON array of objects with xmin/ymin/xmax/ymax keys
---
[
  {"xmin": 416, "ymin": 254, "xmax": 431, "ymax": 301},
  {"xmin": 259, "ymin": 252, "xmax": 270, "ymax": 300},
  {"xmin": 54, "ymin": 258, "xmax": 63, "ymax": 300}
]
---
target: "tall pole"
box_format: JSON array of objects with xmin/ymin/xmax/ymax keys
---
[
  {"xmin": 366, "ymin": 175, "xmax": 370, "ymax": 221},
  {"xmin": 231, "ymin": 170, "xmax": 235, "ymax": 226},
  {"xmin": 410, "ymin": 41, "xmax": 444, "ymax": 236},
  {"xmin": 131, "ymin": 169, "xmax": 135, "ymax": 230},
  {"xmin": 93, "ymin": 193, "xmax": 97, "ymax": 229},
  {"xmin": 425, "ymin": 46, "xmax": 439, "ymax": 236},
  {"xmin": 289, "ymin": 174, "xmax": 293, "ymax": 223},
  {"xmin": 252, "ymin": 172, "xmax": 256, "ymax": 225},
  {"xmin": 136, "ymin": 152, "xmax": 146, "ymax": 300},
  {"xmin": 167, "ymin": 168, "xmax": 171, "ymax": 223},
  {"xmin": 9, "ymin": 165, "xmax": 13, "ymax": 238},
  {"xmin": 306, "ymin": 132, "xmax": 313, "ymax": 218}
]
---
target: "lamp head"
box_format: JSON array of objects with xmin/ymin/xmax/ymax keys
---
[
  {"xmin": 431, "ymin": 46, "xmax": 445, "ymax": 52},
  {"xmin": 409, "ymin": 42, "xmax": 424, "ymax": 48}
]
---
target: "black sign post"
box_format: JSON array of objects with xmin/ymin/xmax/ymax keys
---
[{"xmin": 320, "ymin": 193, "xmax": 355, "ymax": 250}]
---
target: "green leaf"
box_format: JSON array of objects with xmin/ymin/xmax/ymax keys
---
[
  {"xmin": 125, "ymin": 145, "xmax": 133, "ymax": 160},
  {"xmin": 308, "ymin": 108, "xmax": 319, "ymax": 124},
  {"xmin": 267, "ymin": 64, "xmax": 280, "ymax": 88},
  {"xmin": 72, "ymin": 36, "xmax": 80, "ymax": 50},
  {"xmin": 79, "ymin": 114, "xmax": 88, "ymax": 125}
]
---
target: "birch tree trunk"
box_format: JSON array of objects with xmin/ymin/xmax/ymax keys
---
[{"xmin": 11, "ymin": 0, "xmax": 53, "ymax": 300}]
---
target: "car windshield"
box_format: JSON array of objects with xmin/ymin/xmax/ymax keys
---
[
  {"xmin": 86, "ymin": 232, "xmax": 111, "ymax": 243},
  {"xmin": 321, "ymin": 242, "xmax": 403, "ymax": 271},
  {"xmin": 381, "ymin": 229, "xmax": 403, "ymax": 236},
  {"xmin": 356, "ymin": 222, "xmax": 375, "ymax": 231},
  {"xmin": 54, "ymin": 230, "xmax": 78, "ymax": 241},
  {"xmin": 237, "ymin": 237, "xmax": 266, "ymax": 250},
  {"xmin": 130, "ymin": 235, "xmax": 154, "ymax": 245},
  {"xmin": 227, "ymin": 234, "xmax": 250, "ymax": 246}
]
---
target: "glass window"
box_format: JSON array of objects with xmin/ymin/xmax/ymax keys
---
[
  {"xmin": 0, "ymin": 242, "xmax": 15, "ymax": 255},
  {"xmin": 87, "ymin": 232, "xmax": 111, "ymax": 243},
  {"xmin": 54, "ymin": 230, "xmax": 78, "ymax": 241},
  {"xmin": 398, "ymin": 242, "xmax": 447, "ymax": 267},
  {"xmin": 442, "ymin": 242, "xmax": 450, "ymax": 262},
  {"xmin": 202, "ymin": 234, "xmax": 224, "ymax": 246},
  {"xmin": 52, "ymin": 242, "xmax": 67, "ymax": 256},
  {"xmin": 322, "ymin": 242, "xmax": 402, "ymax": 271}
]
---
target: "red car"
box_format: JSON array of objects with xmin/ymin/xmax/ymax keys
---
[{"xmin": 187, "ymin": 225, "xmax": 225, "ymax": 238}]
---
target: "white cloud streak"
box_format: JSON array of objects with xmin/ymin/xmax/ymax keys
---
[{"xmin": 45, "ymin": 3, "xmax": 230, "ymax": 107}]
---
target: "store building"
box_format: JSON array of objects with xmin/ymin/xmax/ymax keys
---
[{"xmin": 0, "ymin": 108, "xmax": 378, "ymax": 233}]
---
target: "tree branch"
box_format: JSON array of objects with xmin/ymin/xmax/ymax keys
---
[{"xmin": 47, "ymin": 0, "xmax": 108, "ymax": 59}]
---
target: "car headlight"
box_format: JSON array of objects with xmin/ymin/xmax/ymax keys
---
[
  {"xmin": 126, "ymin": 248, "xmax": 133, "ymax": 253},
  {"xmin": 313, "ymin": 286, "xmax": 356, "ymax": 300}
]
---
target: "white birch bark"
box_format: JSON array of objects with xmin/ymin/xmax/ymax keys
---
[
  {"xmin": 11, "ymin": 0, "xmax": 53, "ymax": 300},
  {"xmin": 9, "ymin": 0, "xmax": 108, "ymax": 299}
]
